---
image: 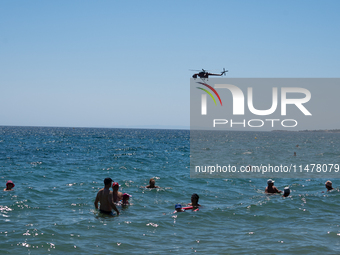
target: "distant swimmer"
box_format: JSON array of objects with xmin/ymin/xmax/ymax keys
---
[
  {"xmin": 146, "ymin": 178, "xmax": 160, "ymax": 189},
  {"xmin": 174, "ymin": 204, "xmax": 184, "ymax": 213},
  {"xmin": 94, "ymin": 178, "xmax": 119, "ymax": 216},
  {"xmin": 122, "ymin": 193, "xmax": 131, "ymax": 205},
  {"xmin": 3, "ymin": 180, "xmax": 15, "ymax": 191},
  {"xmin": 282, "ymin": 187, "xmax": 290, "ymax": 197},
  {"xmin": 294, "ymin": 152, "xmax": 296, "ymax": 156},
  {"xmin": 188, "ymin": 193, "xmax": 201, "ymax": 208},
  {"xmin": 325, "ymin": 180, "xmax": 334, "ymax": 191},
  {"xmin": 265, "ymin": 179, "xmax": 282, "ymax": 194},
  {"xmin": 112, "ymin": 182, "xmax": 123, "ymax": 202}
]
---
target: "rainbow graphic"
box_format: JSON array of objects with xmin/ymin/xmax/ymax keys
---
[{"xmin": 196, "ymin": 82, "xmax": 222, "ymax": 106}]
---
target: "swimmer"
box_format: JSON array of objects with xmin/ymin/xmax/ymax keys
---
[
  {"xmin": 112, "ymin": 182, "xmax": 123, "ymax": 202},
  {"xmin": 294, "ymin": 152, "xmax": 296, "ymax": 156},
  {"xmin": 122, "ymin": 193, "xmax": 131, "ymax": 205},
  {"xmin": 146, "ymin": 178, "xmax": 160, "ymax": 189},
  {"xmin": 282, "ymin": 187, "xmax": 290, "ymax": 197},
  {"xmin": 265, "ymin": 179, "xmax": 282, "ymax": 194},
  {"xmin": 174, "ymin": 204, "xmax": 184, "ymax": 212},
  {"xmin": 3, "ymin": 180, "xmax": 15, "ymax": 191},
  {"xmin": 94, "ymin": 178, "xmax": 119, "ymax": 216},
  {"xmin": 188, "ymin": 193, "xmax": 201, "ymax": 208},
  {"xmin": 325, "ymin": 180, "xmax": 334, "ymax": 191}
]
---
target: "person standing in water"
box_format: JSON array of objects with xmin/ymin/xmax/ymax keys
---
[
  {"xmin": 94, "ymin": 178, "xmax": 119, "ymax": 216},
  {"xmin": 112, "ymin": 182, "xmax": 123, "ymax": 202},
  {"xmin": 265, "ymin": 179, "xmax": 282, "ymax": 194}
]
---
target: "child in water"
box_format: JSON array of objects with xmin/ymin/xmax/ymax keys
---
[
  {"xmin": 4, "ymin": 180, "xmax": 15, "ymax": 191},
  {"xmin": 174, "ymin": 204, "xmax": 184, "ymax": 212},
  {"xmin": 122, "ymin": 193, "xmax": 131, "ymax": 205}
]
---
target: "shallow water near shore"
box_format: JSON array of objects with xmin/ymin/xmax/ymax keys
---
[{"xmin": 1, "ymin": 126, "xmax": 340, "ymax": 254}]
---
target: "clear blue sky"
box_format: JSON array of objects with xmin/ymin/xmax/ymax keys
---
[{"xmin": 1, "ymin": 0, "xmax": 339, "ymax": 128}]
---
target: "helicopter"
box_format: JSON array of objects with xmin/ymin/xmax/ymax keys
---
[{"xmin": 191, "ymin": 68, "xmax": 228, "ymax": 79}]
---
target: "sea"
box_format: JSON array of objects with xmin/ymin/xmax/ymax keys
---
[{"xmin": 1, "ymin": 126, "xmax": 340, "ymax": 254}]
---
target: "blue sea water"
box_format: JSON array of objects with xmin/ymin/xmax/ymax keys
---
[{"xmin": 1, "ymin": 126, "xmax": 340, "ymax": 254}]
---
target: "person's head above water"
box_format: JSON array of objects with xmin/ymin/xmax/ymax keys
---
[
  {"xmin": 175, "ymin": 204, "xmax": 183, "ymax": 212},
  {"xmin": 191, "ymin": 193, "xmax": 199, "ymax": 199},
  {"xmin": 122, "ymin": 193, "xmax": 131, "ymax": 199},
  {"xmin": 5, "ymin": 180, "xmax": 15, "ymax": 190},
  {"xmin": 122, "ymin": 193, "xmax": 131, "ymax": 204},
  {"xmin": 267, "ymin": 179, "xmax": 274, "ymax": 186},
  {"xmin": 325, "ymin": 180, "xmax": 333, "ymax": 191},
  {"xmin": 283, "ymin": 187, "xmax": 290, "ymax": 197},
  {"xmin": 191, "ymin": 193, "xmax": 199, "ymax": 205},
  {"xmin": 104, "ymin": 177, "xmax": 113, "ymax": 187},
  {"xmin": 112, "ymin": 182, "xmax": 119, "ymax": 191},
  {"xmin": 146, "ymin": 178, "xmax": 159, "ymax": 188}
]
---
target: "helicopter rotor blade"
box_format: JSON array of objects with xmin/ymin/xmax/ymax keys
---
[{"xmin": 222, "ymin": 68, "xmax": 228, "ymax": 75}]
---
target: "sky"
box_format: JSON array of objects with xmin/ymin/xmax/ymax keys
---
[{"xmin": 0, "ymin": 0, "xmax": 339, "ymax": 129}]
